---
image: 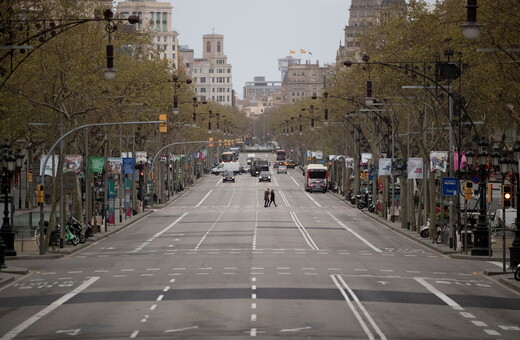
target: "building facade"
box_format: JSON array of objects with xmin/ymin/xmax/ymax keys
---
[
  {"xmin": 192, "ymin": 34, "xmax": 233, "ymax": 106},
  {"xmin": 337, "ymin": 0, "xmax": 405, "ymax": 62},
  {"xmin": 281, "ymin": 61, "xmax": 332, "ymax": 104},
  {"xmin": 116, "ymin": 0, "xmax": 179, "ymax": 69}
]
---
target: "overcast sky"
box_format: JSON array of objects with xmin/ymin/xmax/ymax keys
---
[
  {"xmin": 117, "ymin": 1, "xmax": 435, "ymax": 99},
  {"xmin": 171, "ymin": 0, "xmax": 349, "ymax": 98}
]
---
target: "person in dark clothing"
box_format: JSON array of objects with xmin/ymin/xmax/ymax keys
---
[
  {"xmin": 264, "ymin": 188, "xmax": 270, "ymax": 207},
  {"xmin": 269, "ymin": 189, "xmax": 277, "ymax": 207}
]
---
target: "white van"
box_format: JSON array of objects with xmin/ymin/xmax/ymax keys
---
[
  {"xmin": 246, "ymin": 153, "xmax": 256, "ymax": 165},
  {"xmin": 211, "ymin": 162, "xmax": 241, "ymax": 175},
  {"xmin": 490, "ymin": 208, "xmax": 517, "ymax": 230}
]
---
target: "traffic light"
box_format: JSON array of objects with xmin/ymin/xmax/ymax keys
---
[
  {"xmin": 487, "ymin": 183, "xmax": 493, "ymax": 203},
  {"xmin": 208, "ymin": 137, "xmax": 214, "ymax": 147},
  {"xmin": 366, "ymin": 80, "xmax": 373, "ymax": 98},
  {"xmin": 159, "ymin": 114, "xmax": 167, "ymax": 133},
  {"xmin": 502, "ymin": 184, "xmax": 512, "ymax": 208},
  {"xmin": 36, "ymin": 184, "xmax": 44, "ymax": 204},
  {"xmin": 464, "ymin": 181, "xmax": 473, "ymax": 200},
  {"xmin": 193, "ymin": 112, "xmax": 197, "ymax": 123}
]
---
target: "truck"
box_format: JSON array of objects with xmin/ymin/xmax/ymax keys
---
[
  {"xmin": 251, "ymin": 160, "xmax": 269, "ymax": 177},
  {"xmin": 246, "ymin": 153, "xmax": 256, "ymax": 165},
  {"xmin": 211, "ymin": 161, "xmax": 241, "ymax": 175}
]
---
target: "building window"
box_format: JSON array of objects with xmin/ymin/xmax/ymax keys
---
[
  {"xmin": 162, "ymin": 12, "xmax": 167, "ymax": 32},
  {"xmin": 200, "ymin": 77, "xmax": 206, "ymax": 83},
  {"xmin": 217, "ymin": 41, "xmax": 221, "ymax": 53},
  {"xmin": 206, "ymin": 41, "xmax": 211, "ymax": 53}
]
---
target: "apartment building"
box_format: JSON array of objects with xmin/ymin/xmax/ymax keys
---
[{"xmin": 116, "ymin": 0, "xmax": 179, "ymax": 69}]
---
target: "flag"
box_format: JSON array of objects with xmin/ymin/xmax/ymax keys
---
[
  {"xmin": 308, "ymin": 51, "xmax": 313, "ymax": 55},
  {"xmin": 289, "ymin": 50, "xmax": 296, "ymax": 54},
  {"xmin": 300, "ymin": 49, "xmax": 307, "ymax": 53}
]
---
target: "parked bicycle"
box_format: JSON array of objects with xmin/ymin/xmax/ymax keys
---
[
  {"xmin": 434, "ymin": 224, "xmax": 448, "ymax": 244},
  {"xmin": 34, "ymin": 222, "xmax": 60, "ymax": 249}
]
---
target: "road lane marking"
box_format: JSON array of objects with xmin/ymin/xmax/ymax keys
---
[
  {"xmin": 328, "ymin": 213, "xmax": 382, "ymax": 253},
  {"xmin": 1, "ymin": 277, "xmax": 99, "ymax": 340},
  {"xmin": 227, "ymin": 188, "xmax": 236, "ymax": 207},
  {"xmin": 196, "ymin": 190, "xmax": 213, "ymax": 207},
  {"xmin": 290, "ymin": 175, "xmax": 300, "ymax": 186},
  {"xmin": 165, "ymin": 326, "xmax": 199, "ymax": 333},
  {"xmin": 331, "ymin": 274, "xmax": 387, "ymax": 340},
  {"xmin": 131, "ymin": 212, "xmax": 188, "ymax": 253},
  {"xmin": 415, "ymin": 278, "xmax": 463, "ymax": 311},
  {"xmin": 278, "ymin": 189, "xmax": 291, "ymax": 207},
  {"xmin": 194, "ymin": 210, "xmax": 225, "ymax": 250},
  {"xmin": 304, "ymin": 192, "xmax": 322, "ymax": 207},
  {"xmin": 290, "ymin": 211, "xmax": 319, "ymax": 250},
  {"xmin": 281, "ymin": 326, "xmax": 312, "ymax": 333}
]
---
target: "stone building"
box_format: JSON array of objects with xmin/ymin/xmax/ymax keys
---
[
  {"xmin": 337, "ymin": 0, "xmax": 405, "ymax": 62},
  {"xmin": 282, "ymin": 61, "xmax": 332, "ymax": 104},
  {"xmin": 191, "ymin": 34, "xmax": 234, "ymax": 106},
  {"xmin": 116, "ymin": 0, "xmax": 180, "ymax": 69}
]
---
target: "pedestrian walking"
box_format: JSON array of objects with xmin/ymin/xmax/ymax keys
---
[
  {"xmin": 269, "ymin": 189, "xmax": 277, "ymax": 207},
  {"xmin": 264, "ymin": 188, "xmax": 270, "ymax": 207}
]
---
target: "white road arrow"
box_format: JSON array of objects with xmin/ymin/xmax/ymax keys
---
[{"xmin": 56, "ymin": 329, "xmax": 81, "ymax": 336}]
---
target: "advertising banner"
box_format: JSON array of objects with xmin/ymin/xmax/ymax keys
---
[
  {"xmin": 135, "ymin": 151, "xmax": 147, "ymax": 164},
  {"xmin": 63, "ymin": 155, "xmax": 83, "ymax": 173},
  {"xmin": 108, "ymin": 180, "xmax": 115, "ymax": 225},
  {"xmin": 430, "ymin": 151, "xmax": 448, "ymax": 172},
  {"xmin": 345, "ymin": 157, "xmax": 354, "ymax": 169},
  {"xmin": 107, "ymin": 158, "xmax": 122, "ymax": 175},
  {"xmin": 124, "ymin": 177, "xmax": 132, "ymax": 217},
  {"xmin": 379, "ymin": 158, "xmax": 392, "ymax": 176},
  {"xmin": 408, "ymin": 158, "xmax": 424, "ymax": 179},
  {"xmin": 41, "ymin": 155, "xmax": 60, "ymax": 176},
  {"xmin": 454, "ymin": 151, "xmax": 467, "ymax": 171},
  {"xmin": 88, "ymin": 157, "xmax": 104, "ymax": 174},
  {"xmin": 122, "ymin": 158, "xmax": 135, "ymax": 175}
]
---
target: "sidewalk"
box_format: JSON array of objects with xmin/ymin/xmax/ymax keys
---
[
  {"xmin": 0, "ymin": 175, "xmax": 208, "ymax": 289},
  {"xmin": 333, "ymin": 192, "xmax": 520, "ymax": 294}
]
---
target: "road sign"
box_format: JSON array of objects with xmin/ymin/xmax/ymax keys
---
[{"xmin": 442, "ymin": 177, "xmax": 458, "ymax": 196}]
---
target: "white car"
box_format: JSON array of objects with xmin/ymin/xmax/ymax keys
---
[{"xmin": 277, "ymin": 166, "xmax": 288, "ymax": 174}]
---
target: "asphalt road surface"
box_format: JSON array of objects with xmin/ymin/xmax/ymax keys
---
[{"xmin": 1, "ymin": 153, "xmax": 519, "ymax": 339}]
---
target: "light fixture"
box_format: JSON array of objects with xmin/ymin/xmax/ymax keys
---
[{"xmin": 461, "ymin": 0, "xmax": 481, "ymax": 39}]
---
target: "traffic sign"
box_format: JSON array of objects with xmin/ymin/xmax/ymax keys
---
[{"xmin": 442, "ymin": 177, "xmax": 459, "ymax": 196}]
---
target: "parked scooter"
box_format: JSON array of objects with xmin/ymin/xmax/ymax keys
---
[
  {"xmin": 357, "ymin": 195, "xmax": 373, "ymax": 211},
  {"xmin": 420, "ymin": 219, "xmax": 431, "ymax": 238},
  {"xmin": 68, "ymin": 218, "xmax": 86, "ymax": 244},
  {"xmin": 64, "ymin": 224, "xmax": 80, "ymax": 245}
]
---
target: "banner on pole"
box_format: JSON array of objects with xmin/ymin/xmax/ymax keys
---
[
  {"xmin": 379, "ymin": 158, "xmax": 392, "ymax": 176},
  {"xmin": 407, "ymin": 158, "xmax": 424, "ymax": 179},
  {"xmin": 122, "ymin": 158, "xmax": 135, "ymax": 175},
  {"xmin": 430, "ymin": 151, "xmax": 448, "ymax": 172},
  {"xmin": 88, "ymin": 157, "xmax": 104, "ymax": 173}
]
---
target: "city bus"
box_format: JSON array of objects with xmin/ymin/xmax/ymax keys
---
[
  {"xmin": 220, "ymin": 151, "xmax": 236, "ymax": 162},
  {"xmin": 304, "ymin": 164, "xmax": 328, "ymax": 193},
  {"xmin": 276, "ymin": 149, "xmax": 286, "ymax": 161}
]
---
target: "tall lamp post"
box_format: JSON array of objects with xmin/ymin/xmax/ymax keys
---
[
  {"xmin": 1, "ymin": 142, "xmax": 24, "ymax": 263},
  {"xmin": 464, "ymin": 139, "xmax": 500, "ymax": 256},
  {"xmin": 509, "ymin": 141, "xmax": 520, "ymax": 267}
]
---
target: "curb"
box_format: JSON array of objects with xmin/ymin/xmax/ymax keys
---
[{"xmin": 0, "ymin": 276, "xmax": 14, "ymax": 289}]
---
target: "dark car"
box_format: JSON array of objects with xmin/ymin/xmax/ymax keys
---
[
  {"xmin": 222, "ymin": 171, "xmax": 235, "ymax": 183},
  {"xmin": 258, "ymin": 171, "xmax": 271, "ymax": 182}
]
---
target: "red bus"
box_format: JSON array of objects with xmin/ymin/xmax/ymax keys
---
[
  {"xmin": 221, "ymin": 151, "xmax": 235, "ymax": 162},
  {"xmin": 304, "ymin": 164, "xmax": 328, "ymax": 193},
  {"xmin": 276, "ymin": 149, "xmax": 286, "ymax": 161}
]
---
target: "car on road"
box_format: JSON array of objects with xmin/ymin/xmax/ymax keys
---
[
  {"xmin": 273, "ymin": 161, "xmax": 284, "ymax": 168},
  {"xmin": 258, "ymin": 171, "xmax": 271, "ymax": 182},
  {"xmin": 285, "ymin": 160, "xmax": 296, "ymax": 168},
  {"xmin": 222, "ymin": 170, "xmax": 235, "ymax": 183},
  {"xmin": 277, "ymin": 165, "xmax": 288, "ymax": 174}
]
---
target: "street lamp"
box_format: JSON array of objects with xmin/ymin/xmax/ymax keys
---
[
  {"xmin": 464, "ymin": 139, "xmax": 500, "ymax": 256},
  {"xmin": 461, "ymin": 0, "xmax": 481, "ymax": 40},
  {"xmin": 509, "ymin": 141, "xmax": 520, "ymax": 268},
  {"xmin": 1, "ymin": 141, "xmax": 24, "ymax": 263}
]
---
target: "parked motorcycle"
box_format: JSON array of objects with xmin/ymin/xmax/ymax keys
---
[
  {"xmin": 420, "ymin": 219, "xmax": 431, "ymax": 238},
  {"xmin": 68, "ymin": 219, "xmax": 86, "ymax": 244}
]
